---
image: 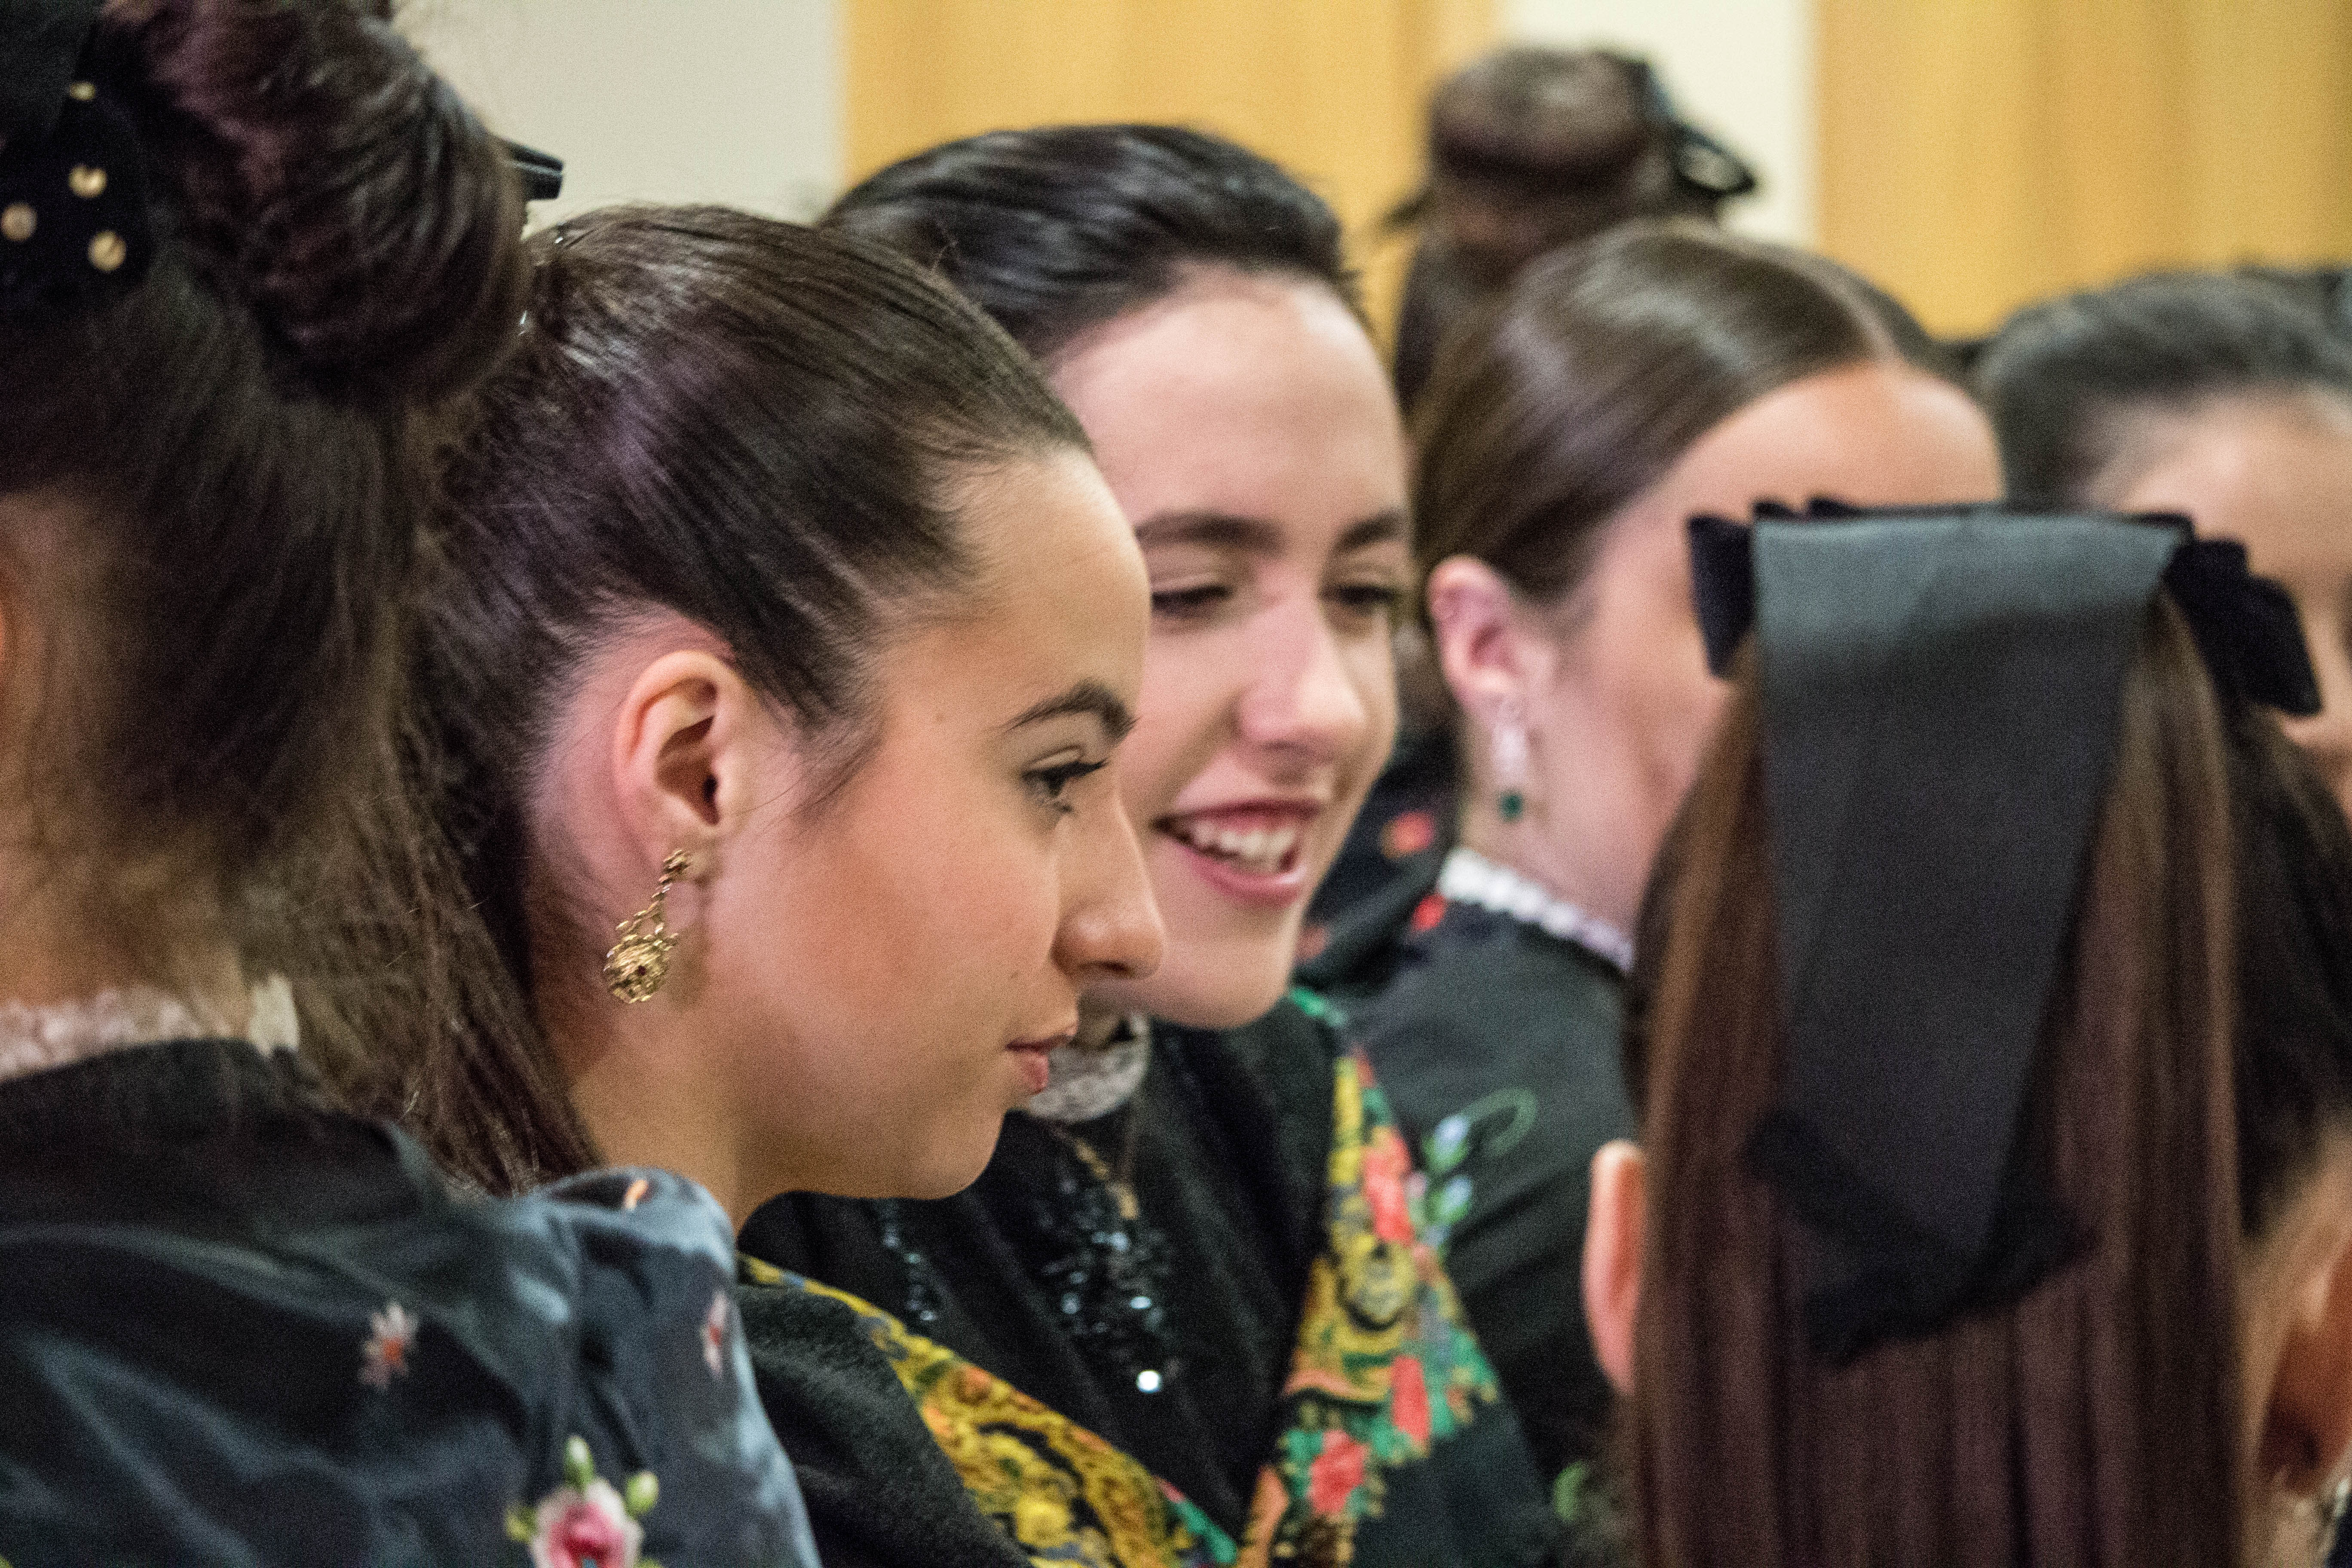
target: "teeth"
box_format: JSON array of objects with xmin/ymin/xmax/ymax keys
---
[{"xmin": 1174, "ymin": 819, "xmax": 1301, "ymax": 874}]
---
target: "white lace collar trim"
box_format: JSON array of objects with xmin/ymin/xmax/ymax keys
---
[
  {"xmin": 1437, "ymin": 847, "xmax": 1635, "ymax": 973},
  {"xmin": 1024, "ymin": 1013, "xmax": 1152, "ymax": 1124},
  {"xmin": 0, "ymin": 975, "xmax": 298, "ymax": 1088}
]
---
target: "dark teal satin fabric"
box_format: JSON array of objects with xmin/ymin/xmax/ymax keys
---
[{"xmin": 0, "ymin": 1038, "xmax": 818, "ymax": 1567}]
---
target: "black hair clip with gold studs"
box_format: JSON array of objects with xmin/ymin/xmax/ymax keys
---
[{"xmin": 0, "ymin": 0, "xmax": 153, "ymax": 321}]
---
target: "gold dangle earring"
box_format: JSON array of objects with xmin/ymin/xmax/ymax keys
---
[{"xmin": 603, "ymin": 851, "xmax": 690, "ymax": 1003}]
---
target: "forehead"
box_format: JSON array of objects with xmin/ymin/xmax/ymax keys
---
[
  {"xmin": 1654, "ymin": 361, "xmax": 2002, "ymax": 518},
  {"xmin": 1046, "ymin": 269, "xmax": 1407, "ymax": 543},
  {"xmin": 2111, "ymin": 394, "xmax": 2352, "ymax": 564},
  {"xmin": 876, "ymin": 449, "xmax": 1147, "ymax": 708}
]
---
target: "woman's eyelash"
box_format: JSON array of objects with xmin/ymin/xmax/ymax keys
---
[
  {"xmin": 1332, "ymin": 582, "xmax": 1409, "ymax": 614},
  {"xmin": 1029, "ymin": 757, "xmax": 1109, "ymax": 811},
  {"xmin": 1151, "ymin": 584, "xmax": 1229, "ymax": 616}
]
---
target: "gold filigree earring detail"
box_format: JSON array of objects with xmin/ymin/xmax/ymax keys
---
[{"xmin": 603, "ymin": 851, "xmax": 689, "ymax": 1003}]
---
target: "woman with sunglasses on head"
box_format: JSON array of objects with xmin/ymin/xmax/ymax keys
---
[
  {"xmin": 0, "ymin": 4, "xmax": 812, "ymax": 1562},
  {"xmin": 1583, "ymin": 501, "xmax": 2352, "ymax": 1566},
  {"xmin": 740, "ymin": 125, "xmax": 1561, "ymax": 1568}
]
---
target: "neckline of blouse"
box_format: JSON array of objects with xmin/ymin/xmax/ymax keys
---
[
  {"xmin": 0, "ymin": 974, "xmax": 298, "ymax": 1088},
  {"xmin": 1436, "ymin": 846, "xmax": 1635, "ymax": 974}
]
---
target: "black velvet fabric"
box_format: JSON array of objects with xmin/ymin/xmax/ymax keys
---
[
  {"xmin": 0, "ymin": 1038, "xmax": 815, "ymax": 1567},
  {"xmin": 736, "ymin": 1270, "xmax": 1031, "ymax": 1568}
]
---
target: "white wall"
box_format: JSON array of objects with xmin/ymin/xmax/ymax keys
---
[
  {"xmin": 1502, "ymin": 0, "xmax": 1815, "ymax": 245},
  {"xmin": 400, "ymin": 0, "xmax": 1812, "ymax": 243},
  {"xmin": 399, "ymin": 0, "xmax": 843, "ymax": 225}
]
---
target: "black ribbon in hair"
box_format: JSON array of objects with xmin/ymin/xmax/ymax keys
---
[
  {"xmin": 0, "ymin": 0, "xmax": 98, "ymax": 146},
  {"xmin": 2, "ymin": 1, "xmax": 563, "ymax": 322},
  {"xmin": 1687, "ymin": 501, "xmax": 2320, "ymax": 1362},
  {"xmin": 0, "ymin": 0, "xmax": 153, "ymax": 319}
]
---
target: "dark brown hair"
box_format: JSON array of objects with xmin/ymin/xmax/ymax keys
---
[
  {"xmin": 824, "ymin": 123, "xmax": 1358, "ymax": 366},
  {"xmin": 1619, "ymin": 603, "xmax": 2352, "ymax": 1563},
  {"xmin": 391, "ymin": 206, "xmax": 1088, "ymax": 1190},
  {"xmin": 1411, "ymin": 221, "xmax": 1957, "ymax": 611},
  {"xmin": 1978, "ymin": 270, "xmax": 2352, "ymax": 507},
  {"xmin": 0, "ymin": 0, "xmax": 522, "ymax": 972}
]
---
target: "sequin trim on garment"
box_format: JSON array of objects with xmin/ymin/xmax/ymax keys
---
[{"xmin": 739, "ymin": 1254, "xmax": 1235, "ymax": 1568}]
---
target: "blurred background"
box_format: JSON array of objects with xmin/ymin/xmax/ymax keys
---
[{"xmin": 399, "ymin": 0, "xmax": 2352, "ymax": 340}]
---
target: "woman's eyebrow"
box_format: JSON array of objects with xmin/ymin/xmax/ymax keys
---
[
  {"xmin": 1004, "ymin": 680, "xmax": 1138, "ymax": 742},
  {"xmin": 1335, "ymin": 509, "xmax": 1410, "ymax": 552},
  {"xmin": 1131, "ymin": 508, "xmax": 1409, "ymax": 556},
  {"xmin": 1130, "ymin": 511, "xmax": 1284, "ymax": 554}
]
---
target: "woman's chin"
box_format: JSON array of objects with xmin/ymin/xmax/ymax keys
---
[{"xmin": 1090, "ymin": 941, "xmax": 1292, "ymax": 1032}]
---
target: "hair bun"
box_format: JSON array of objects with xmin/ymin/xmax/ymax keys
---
[{"xmin": 104, "ymin": 0, "xmax": 524, "ymax": 403}]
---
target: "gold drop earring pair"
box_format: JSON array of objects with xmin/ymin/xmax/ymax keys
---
[{"xmin": 603, "ymin": 851, "xmax": 690, "ymax": 1003}]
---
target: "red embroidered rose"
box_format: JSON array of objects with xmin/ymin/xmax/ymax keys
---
[
  {"xmin": 1390, "ymin": 1354, "xmax": 1431, "ymax": 1447},
  {"xmin": 543, "ymin": 1496, "xmax": 632, "ymax": 1568},
  {"xmin": 1383, "ymin": 809, "xmax": 1438, "ymax": 860},
  {"xmin": 1363, "ymin": 1130, "xmax": 1415, "ymax": 1244},
  {"xmin": 513, "ymin": 1439, "xmax": 655, "ymax": 1568},
  {"xmin": 525, "ymin": 1480, "xmax": 642, "ymax": 1568},
  {"xmin": 1307, "ymin": 1430, "xmax": 1369, "ymax": 1516}
]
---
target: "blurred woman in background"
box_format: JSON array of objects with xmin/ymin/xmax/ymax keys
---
[
  {"xmin": 744, "ymin": 125, "xmax": 1563, "ymax": 1568},
  {"xmin": 1306, "ymin": 222, "xmax": 2000, "ymax": 1502},
  {"xmin": 0, "ymin": 5, "xmax": 811, "ymax": 1562},
  {"xmin": 1979, "ymin": 270, "xmax": 2352, "ymax": 821},
  {"xmin": 1585, "ymin": 504, "xmax": 2352, "ymax": 1567}
]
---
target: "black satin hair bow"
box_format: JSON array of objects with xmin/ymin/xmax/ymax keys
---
[
  {"xmin": 1, "ymin": 0, "xmax": 561, "ymax": 322},
  {"xmin": 1687, "ymin": 500, "xmax": 2319, "ymax": 1363}
]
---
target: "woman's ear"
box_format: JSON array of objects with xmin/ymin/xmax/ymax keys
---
[
  {"xmin": 1425, "ymin": 554, "xmax": 1535, "ymax": 729},
  {"xmin": 2256, "ymin": 1146, "xmax": 2352, "ymax": 1502},
  {"xmin": 609, "ymin": 649, "xmax": 769, "ymax": 877},
  {"xmin": 1583, "ymin": 1138, "xmax": 1646, "ymax": 1396}
]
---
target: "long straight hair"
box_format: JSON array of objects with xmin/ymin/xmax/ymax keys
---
[{"xmin": 1624, "ymin": 603, "xmax": 2262, "ymax": 1564}]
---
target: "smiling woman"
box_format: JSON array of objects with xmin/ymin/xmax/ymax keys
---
[{"xmin": 742, "ymin": 125, "xmax": 1562, "ymax": 1568}]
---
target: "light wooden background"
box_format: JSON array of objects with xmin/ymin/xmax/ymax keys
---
[
  {"xmin": 845, "ymin": 0, "xmax": 2352, "ymax": 343},
  {"xmin": 845, "ymin": 0, "xmax": 1495, "ymax": 339},
  {"xmin": 1817, "ymin": 0, "xmax": 2352, "ymax": 335}
]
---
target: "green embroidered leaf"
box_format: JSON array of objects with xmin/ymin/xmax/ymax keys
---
[{"xmin": 1424, "ymin": 1113, "xmax": 1470, "ymax": 1175}]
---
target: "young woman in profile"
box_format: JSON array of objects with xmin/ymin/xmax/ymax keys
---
[
  {"xmin": 1301, "ymin": 222, "xmax": 2001, "ymax": 1501},
  {"xmin": 738, "ymin": 126, "xmax": 1562, "ymax": 1568},
  {"xmin": 1979, "ymin": 270, "xmax": 2352, "ymax": 821},
  {"xmin": 401, "ymin": 205, "xmax": 1165, "ymax": 1567},
  {"xmin": 1582, "ymin": 503, "xmax": 2352, "ymax": 1567},
  {"xmin": 0, "ymin": 4, "xmax": 811, "ymax": 1562}
]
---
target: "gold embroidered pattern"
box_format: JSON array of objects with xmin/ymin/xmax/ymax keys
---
[
  {"xmin": 1234, "ymin": 991, "xmax": 1505, "ymax": 1568},
  {"xmin": 740, "ymin": 1255, "xmax": 1231, "ymax": 1568}
]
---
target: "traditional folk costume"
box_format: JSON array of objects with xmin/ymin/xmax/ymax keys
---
[
  {"xmin": 0, "ymin": 1002, "xmax": 818, "ymax": 1566},
  {"xmin": 743, "ymin": 992, "xmax": 1562, "ymax": 1568}
]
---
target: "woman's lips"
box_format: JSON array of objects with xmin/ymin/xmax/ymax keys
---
[
  {"xmin": 1007, "ymin": 1030, "xmax": 1074, "ymax": 1097},
  {"xmin": 1158, "ymin": 805, "xmax": 1320, "ymax": 909}
]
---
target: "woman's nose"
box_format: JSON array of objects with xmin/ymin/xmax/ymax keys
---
[
  {"xmin": 1235, "ymin": 600, "xmax": 1374, "ymax": 767},
  {"xmin": 1056, "ymin": 784, "xmax": 1164, "ymax": 983}
]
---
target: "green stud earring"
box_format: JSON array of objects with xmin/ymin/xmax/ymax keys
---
[{"xmin": 1498, "ymin": 789, "xmax": 1525, "ymax": 823}]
